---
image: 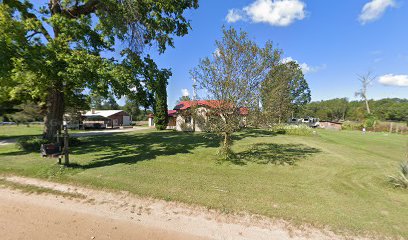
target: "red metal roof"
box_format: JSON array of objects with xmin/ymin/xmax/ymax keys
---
[
  {"xmin": 148, "ymin": 110, "xmax": 177, "ymax": 118},
  {"xmin": 174, "ymin": 101, "xmax": 248, "ymax": 116},
  {"xmin": 173, "ymin": 100, "xmax": 224, "ymax": 110},
  {"xmin": 167, "ymin": 110, "xmax": 177, "ymax": 117}
]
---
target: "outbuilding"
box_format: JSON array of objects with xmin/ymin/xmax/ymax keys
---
[
  {"xmin": 82, "ymin": 109, "xmax": 131, "ymax": 129},
  {"xmin": 319, "ymin": 121, "xmax": 342, "ymax": 130}
]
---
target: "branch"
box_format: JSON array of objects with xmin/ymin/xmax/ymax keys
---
[
  {"xmin": 26, "ymin": 31, "xmax": 41, "ymax": 40},
  {"xmin": 4, "ymin": 0, "xmax": 52, "ymax": 42},
  {"xmin": 63, "ymin": 0, "xmax": 101, "ymax": 18}
]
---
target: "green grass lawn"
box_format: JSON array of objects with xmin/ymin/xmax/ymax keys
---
[
  {"xmin": 0, "ymin": 125, "xmax": 100, "ymax": 140},
  {"xmin": 0, "ymin": 128, "xmax": 407, "ymax": 238},
  {"xmin": 0, "ymin": 125, "xmax": 44, "ymax": 140}
]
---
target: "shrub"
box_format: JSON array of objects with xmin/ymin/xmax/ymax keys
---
[
  {"xmin": 364, "ymin": 116, "xmax": 377, "ymax": 129},
  {"xmin": 16, "ymin": 137, "xmax": 82, "ymax": 152},
  {"xmin": 389, "ymin": 161, "xmax": 408, "ymax": 189},
  {"xmin": 271, "ymin": 124, "xmax": 314, "ymax": 136},
  {"xmin": 342, "ymin": 121, "xmax": 364, "ymax": 131},
  {"xmin": 16, "ymin": 137, "xmax": 48, "ymax": 152}
]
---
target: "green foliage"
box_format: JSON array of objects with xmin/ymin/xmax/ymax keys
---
[
  {"xmin": 191, "ymin": 27, "xmax": 281, "ymax": 157},
  {"xmin": 389, "ymin": 161, "xmax": 408, "ymax": 189},
  {"xmin": 6, "ymin": 102, "xmax": 43, "ymax": 124},
  {"xmin": 271, "ymin": 124, "xmax": 315, "ymax": 136},
  {"xmin": 0, "ymin": 0, "xmax": 198, "ymax": 138},
  {"xmin": 16, "ymin": 136, "xmax": 82, "ymax": 152},
  {"xmin": 139, "ymin": 58, "xmax": 171, "ymax": 130},
  {"xmin": 122, "ymin": 97, "xmax": 142, "ymax": 119},
  {"xmin": 301, "ymin": 98, "xmax": 348, "ymax": 121},
  {"xmin": 261, "ymin": 61, "xmax": 311, "ymax": 125},
  {"xmin": 363, "ymin": 115, "xmax": 377, "ymax": 128},
  {"xmin": 300, "ymin": 98, "xmax": 408, "ymax": 122},
  {"xmin": 341, "ymin": 121, "xmax": 364, "ymax": 131},
  {"xmin": 89, "ymin": 94, "xmax": 120, "ymax": 110},
  {"xmin": 176, "ymin": 95, "xmax": 192, "ymax": 104},
  {"xmin": 16, "ymin": 137, "xmax": 48, "ymax": 152}
]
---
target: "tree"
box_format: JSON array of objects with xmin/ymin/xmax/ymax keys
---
[
  {"xmin": 261, "ymin": 61, "xmax": 310, "ymax": 125},
  {"xmin": 7, "ymin": 102, "xmax": 43, "ymax": 125},
  {"xmin": 122, "ymin": 98, "xmax": 141, "ymax": 120},
  {"xmin": 191, "ymin": 27, "xmax": 281, "ymax": 159},
  {"xmin": 0, "ymin": 0, "xmax": 198, "ymax": 140},
  {"xmin": 142, "ymin": 58, "xmax": 171, "ymax": 130},
  {"xmin": 176, "ymin": 95, "xmax": 192, "ymax": 104},
  {"xmin": 355, "ymin": 72, "xmax": 375, "ymax": 114}
]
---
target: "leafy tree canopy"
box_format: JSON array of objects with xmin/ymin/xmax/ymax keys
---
[{"xmin": 0, "ymin": 0, "xmax": 198, "ymax": 139}]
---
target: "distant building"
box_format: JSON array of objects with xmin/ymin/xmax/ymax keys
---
[
  {"xmin": 148, "ymin": 100, "xmax": 248, "ymax": 132},
  {"xmin": 82, "ymin": 109, "xmax": 131, "ymax": 129},
  {"xmin": 319, "ymin": 121, "xmax": 342, "ymax": 130}
]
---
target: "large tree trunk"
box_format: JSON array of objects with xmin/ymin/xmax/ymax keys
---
[
  {"xmin": 43, "ymin": 84, "xmax": 64, "ymax": 141},
  {"xmin": 43, "ymin": 1, "xmax": 65, "ymax": 141}
]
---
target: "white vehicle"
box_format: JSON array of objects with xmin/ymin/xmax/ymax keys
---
[
  {"xmin": 288, "ymin": 117, "xmax": 319, "ymax": 128},
  {"xmin": 301, "ymin": 117, "xmax": 320, "ymax": 128}
]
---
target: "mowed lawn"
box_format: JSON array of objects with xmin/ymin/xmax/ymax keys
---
[
  {"xmin": 0, "ymin": 128, "xmax": 407, "ymax": 238},
  {"xmin": 0, "ymin": 125, "xmax": 44, "ymax": 140}
]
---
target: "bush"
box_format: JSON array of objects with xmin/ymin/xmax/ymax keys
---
[
  {"xmin": 271, "ymin": 124, "xmax": 314, "ymax": 136},
  {"xmin": 342, "ymin": 121, "xmax": 364, "ymax": 131},
  {"xmin": 16, "ymin": 137, "xmax": 48, "ymax": 152},
  {"xmin": 364, "ymin": 115, "xmax": 377, "ymax": 129},
  {"xmin": 16, "ymin": 137, "xmax": 82, "ymax": 152},
  {"xmin": 389, "ymin": 161, "xmax": 408, "ymax": 189}
]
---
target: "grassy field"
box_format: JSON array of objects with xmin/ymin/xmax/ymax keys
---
[
  {"xmin": 0, "ymin": 125, "xmax": 98, "ymax": 140},
  {"xmin": 0, "ymin": 128, "xmax": 407, "ymax": 238},
  {"xmin": 0, "ymin": 125, "xmax": 44, "ymax": 140}
]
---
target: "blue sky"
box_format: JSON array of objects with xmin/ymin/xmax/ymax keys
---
[
  {"xmin": 145, "ymin": 0, "xmax": 408, "ymax": 107},
  {"xmin": 32, "ymin": 0, "xmax": 408, "ymax": 107}
]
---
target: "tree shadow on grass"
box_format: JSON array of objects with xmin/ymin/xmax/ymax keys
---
[
  {"xmin": 234, "ymin": 143, "xmax": 320, "ymax": 166},
  {"xmin": 233, "ymin": 128, "xmax": 277, "ymax": 140},
  {"xmin": 68, "ymin": 131, "xmax": 220, "ymax": 169}
]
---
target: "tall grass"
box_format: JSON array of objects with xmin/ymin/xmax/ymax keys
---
[
  {"xmin": 271, "ymin": 124, "xmax": 315, "ymax": 136},
  {"xmin": 389, "ymin": 161, "xmax": 408, "ymax": 189}
]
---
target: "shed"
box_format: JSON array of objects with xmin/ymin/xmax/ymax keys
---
[{"xmin": 82, "ymin": 109, "xmax": 131, "ymax": 128}]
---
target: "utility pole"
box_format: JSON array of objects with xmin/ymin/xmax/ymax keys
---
[{"xmin": 192, "ymin": 77, "xmax": 197, "ymax": 101}]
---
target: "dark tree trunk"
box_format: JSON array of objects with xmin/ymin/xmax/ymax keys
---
[
  {"xmin": 43, "ymin": 0, "xmax": 65, "ymax": 141},
  {"xmin": 43, "ymin": 84, "xmax": 64, "ymax": 141}
]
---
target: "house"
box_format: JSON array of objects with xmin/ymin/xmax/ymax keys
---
[
  {"xmin": 319, "ymin": 121, "xmax": 342, "ymax": 130},
  {"xmin": 82, "ymin": 109, "xmax": 131, "ymax": 129},
  {"xmin": 148, "ymin": 100, "xmax": 248, "ymax": 132}
]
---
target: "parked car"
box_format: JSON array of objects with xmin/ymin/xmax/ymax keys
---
[{"xmin": 0, "ymin": 122, "xmax": 17, "ymax": 126}]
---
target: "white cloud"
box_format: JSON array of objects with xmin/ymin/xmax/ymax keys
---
[
  {"xmin": 225, "ymin": 0, "xmax": 306, "ymax": 27},
  {"xmin": 213, "ymin": 48, "xmax": 221, "ymax": 57},
  {"xmin": 181, "ymin": 88, "xmax": 190, "ymax": 96},
  {"xmin": 378, "ymin": 74, "xmax": 408, "ymax": 87},
  {"xmin": 226, "ymin": 9, "xmax": 244, "ymax": 23},
  {"xmin": 359, "ymin": 0, "xmax": 396, "ymax": 24},
  {"xmin": 281, "ymin": 57, "xmax": 324, "ymax": 74}
]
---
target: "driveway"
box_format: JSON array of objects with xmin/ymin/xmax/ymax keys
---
[{"xmin": 70, "ymin": 127, "xmax": 150, "ymax": 137}]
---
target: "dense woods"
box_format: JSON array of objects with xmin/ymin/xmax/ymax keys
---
[{"xmin": 300, "ymin": 98, "xmax": 408, "ymax": 123}]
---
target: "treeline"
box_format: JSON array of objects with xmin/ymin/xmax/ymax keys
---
[{"xmin": 299, "ymin": 98, "xmax": 408, "ymax": 122}]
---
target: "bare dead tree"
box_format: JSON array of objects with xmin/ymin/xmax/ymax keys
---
[{"xmin": 355, "ymin": 72, "xmax": 376, "ymax": 114}]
